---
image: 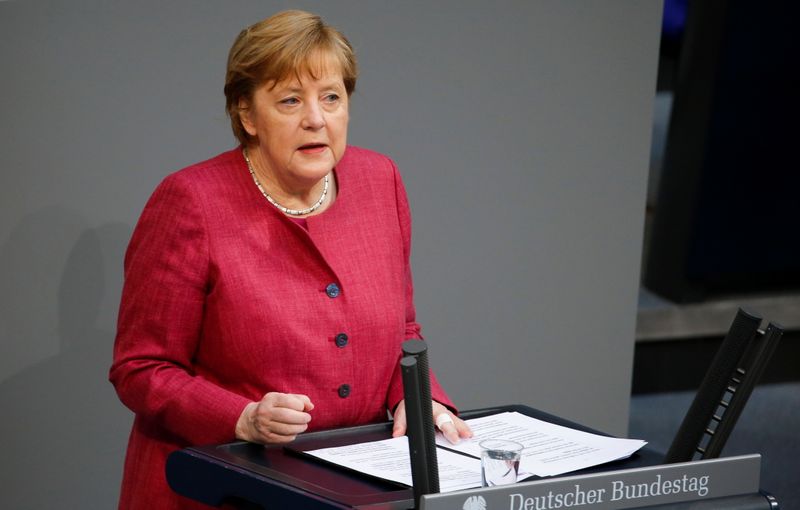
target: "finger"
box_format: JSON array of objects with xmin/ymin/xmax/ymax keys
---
[
  {"xmin": 266, "ymin": 405, "xmax": 312, "ymax": 426},
  {"xmin": 450, "ymin": 415, "xmax": 473, "ymax": 439},
  {"xmin": 439, "ymin": 421, "xmax": 461, "ymax": 444},
  {"xmin": 258, "ymin": 428, "xmax": 302, "ymax": 444},
  {"xmin": 434, "ymin": 412, "xmax": 460, "ymax": 444},
  {"xmin": 250, "ymin": 407, "xmax": 309, "ymax": 443},
  {"xmin": 258, "ymin": 419, "xmax": 309, "ymax": 437},
  {"xmin": 269, "ymin": 392, "xmax": 313, "ymax": 412},
  {"xmin": 287, "ymin": 393, "xmax": 315, "ymax": 411},
  {"xmin": 392, "ymin": 401, "xmax": 407, "ymax": 438}
]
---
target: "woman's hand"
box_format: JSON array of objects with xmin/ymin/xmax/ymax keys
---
[
  {"xmin": 392, "ymin": 399, "xmax": 473, "ymax": 445},
  {"xmin": 235, "ymin": 392, "xmax": 314, "ymax": 444}
]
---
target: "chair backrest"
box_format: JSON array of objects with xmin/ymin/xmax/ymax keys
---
[{"xmin": 665, "ymin": 308, "xmax": 784, "ymax": 463}]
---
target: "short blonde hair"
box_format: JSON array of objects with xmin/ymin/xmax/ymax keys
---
[{"xmin": 224, "ymin": 10, "xmax": 358, "ymax": 145}]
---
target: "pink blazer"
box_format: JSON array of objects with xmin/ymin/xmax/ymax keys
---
[{"xmin": 110, "ymin": 146, "xmax": 454, "ymax": 509}]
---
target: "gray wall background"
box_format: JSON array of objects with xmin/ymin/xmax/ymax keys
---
[{"xmin": 0, "ymin": 1, "xmax": 661, "ymax": 507}]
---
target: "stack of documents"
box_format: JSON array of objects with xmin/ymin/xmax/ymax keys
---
[{"xmin": 304, "ymin": 411, "xmax": 647, "ymax": 493}]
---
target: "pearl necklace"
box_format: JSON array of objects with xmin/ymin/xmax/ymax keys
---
[{"xmin": 243, "ymin": 148, "xmax": 329, "ymax": 216}]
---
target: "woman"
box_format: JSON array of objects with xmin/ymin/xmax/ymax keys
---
[{"xmin": 110, "ymin": 10, "xmax": 471, "ymax": 509}]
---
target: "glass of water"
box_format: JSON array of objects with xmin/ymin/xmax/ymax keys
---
[{"xmin": 480, "ymin": 439, "xmax": 523, "ymax": 487}]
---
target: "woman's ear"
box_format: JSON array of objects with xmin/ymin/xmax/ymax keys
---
[{"xmin": 238, "ymin": 97, "xmax": 257, "ymax": 137}]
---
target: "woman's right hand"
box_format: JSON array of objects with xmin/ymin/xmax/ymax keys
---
[{"xmin": 235, "ymin": 392, "xmax": 314, "ymax": 444}]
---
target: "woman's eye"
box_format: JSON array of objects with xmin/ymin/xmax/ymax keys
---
[
  {"xmin": 324, "ymin": 93, "xmax": 340, "ymax": 103},
  {"xmin": 280, "ymin": 97, "xmax": 300, "ymax": 106}
]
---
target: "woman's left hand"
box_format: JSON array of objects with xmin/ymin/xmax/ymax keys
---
[{"xmin": 392, "ymin": 399, "xmax": 473, "ymax": 445}]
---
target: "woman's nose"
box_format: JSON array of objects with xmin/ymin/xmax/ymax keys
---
[{"xmin": 301, "ymin": 102, "xmax": 326, "ymax": 130}]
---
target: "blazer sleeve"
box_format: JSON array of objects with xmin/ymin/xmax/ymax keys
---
[
  {"xmin": 385, "ymin": 161, "xmax": 456, "ymax": 414},
  {"xmin": 109, "ymin": 173, "xmax": 251, "ymax": 445}
]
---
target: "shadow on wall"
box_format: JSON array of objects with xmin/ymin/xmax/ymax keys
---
[{"xmin": 0, "ymin": 207, "xmax": 133, "ymax": 509}]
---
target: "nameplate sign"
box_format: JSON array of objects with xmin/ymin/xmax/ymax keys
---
[{"xmin": 420, "ymin": 454, "xmax": 760, "ymax": 510}]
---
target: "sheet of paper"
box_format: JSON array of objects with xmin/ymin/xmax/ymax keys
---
[
  {"xmin": 304, "ymin": 411, "xmax": 647, "ymax": 490},
  {"xmin": 305, "ymin": 435, "xmax": 483, "ymax": 492},
  {"xmin": 436, "ymin": 411, "xmax": 647, "ymax": 477}
]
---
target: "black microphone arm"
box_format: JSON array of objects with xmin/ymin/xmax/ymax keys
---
[{"xmin": 400, "ymin": 340, "xmax": 440, "ymax": 508}]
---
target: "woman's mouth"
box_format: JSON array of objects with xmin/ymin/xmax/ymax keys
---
[{"xmin": 298, "ymin": 143, "xmax": 327, "ymax": 154}]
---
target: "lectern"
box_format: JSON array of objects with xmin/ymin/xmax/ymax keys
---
[{"xmin": 166, "ymin": 405, "xmax": 777, "ymax": 509}]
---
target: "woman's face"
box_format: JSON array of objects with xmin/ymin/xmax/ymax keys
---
[{"xmin": 241, "ymin": 59, "xmax": 349, "ymax": 190}]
